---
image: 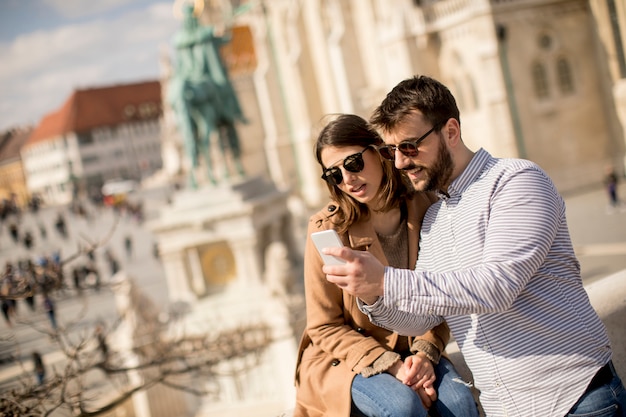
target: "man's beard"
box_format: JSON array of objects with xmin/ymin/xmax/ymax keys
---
[{"xmin": 403, "ymin": 136, "xmax": 454, "ymax": 192}]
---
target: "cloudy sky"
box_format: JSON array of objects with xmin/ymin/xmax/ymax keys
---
[{"xmin": 0, "ymin": 0, "xmax": 181, "ymax": 131}]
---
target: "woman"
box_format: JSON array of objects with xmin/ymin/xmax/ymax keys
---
[{"xmin": 294, "ymin": 114, "xmax": 478, "ymax": 417}]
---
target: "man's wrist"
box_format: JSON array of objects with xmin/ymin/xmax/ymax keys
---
[{"xmin": 362, "ymin": 295, "xmax": 379, "ymax": 305}]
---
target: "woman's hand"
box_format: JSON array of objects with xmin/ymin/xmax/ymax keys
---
[
  {"xmin": 385, "ymin": 352, "xmax": 437, "ymax": 409},
  {"xmin": 403, "ymin": 352, "xmax": 437, "ymax": 409}
]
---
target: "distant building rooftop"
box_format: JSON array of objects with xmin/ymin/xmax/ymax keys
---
[{"xmin": 25, "ymin": 80, "xmax": 162, "ymax": 148}]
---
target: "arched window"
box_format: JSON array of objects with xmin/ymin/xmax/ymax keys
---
[
  {"xmin": 532, "ymin": 62, "xmax": 549, "ymax": 99},
  {"xmin": 556, "ymin": 57, "xmax": 575, "ymax": 94}
]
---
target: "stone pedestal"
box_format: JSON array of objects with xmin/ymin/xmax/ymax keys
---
[
  {"xmin": 150, "ymin": 176, "xmax": 296, "ymax": 302},
  {"xmin": 148, "ymin": 176, "xmax": 298, "ymax": 415}
]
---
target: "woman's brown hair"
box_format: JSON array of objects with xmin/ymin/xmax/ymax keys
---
[{"xmin": 315, "ymin": 114, "xmax": 414, "ymax": 234}]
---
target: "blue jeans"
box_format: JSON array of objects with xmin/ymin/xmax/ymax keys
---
[
  {"xmin": 351, "ymin": 357, "xmax": 479, "ymax": 417},
  {"xmin": 566, "ymin": 362, "xmax": 626, "ymax": 417}
]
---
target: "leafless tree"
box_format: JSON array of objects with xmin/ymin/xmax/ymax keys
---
[{"xmin": 0, "ymin": 271, "xmax": 276, "ymax": 417}]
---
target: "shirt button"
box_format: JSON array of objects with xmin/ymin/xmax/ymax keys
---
[{"xmin": 331, "ymin": 359, "xmax": 340, "ymax": 366}]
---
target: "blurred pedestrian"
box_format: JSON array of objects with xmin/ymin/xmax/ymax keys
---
[
  {"xmin": 29, "ymin": 195, "xmax": 41, "ymax": 213},
  {"xmin": 43, "ymin": 295, "xmax": 57, "ymax": 330},
  {"xmin": 95, "ymin": 323, "xmax": 109, "ymax": 362},
  {"xmin": 39, "ymin": 223, "xmax": 47, "ymax": 240},
  {"xmin": 54, "ymin": 212, "xmax": 67, "ymax": 238},
  {"xmin": 32, "ymin": 351, "xmax": 45, "ymax": 385},
  {"xmin": 604, "ymin": 165, "xmax": 623, "ymax": 213},
  {"xmin": 1, "ymin": 263, "xmax": 17, "ymax": 326},
  {"xmin": 23, "ymin": 231, "xmax": 34, "ymax": 249},
  {"xmin": 72, "ymin": 268, "xmax": 83, "ymax": 294},
  {"xmin": 1, "ymin": 299, "xmax": 11, "ymax": 327},
  {"xmin": 24, "ymin": 294, "xmax": 35, "ymax": 311},
  {"xmin": 105, "ymin": 249, "xmax": 120, "ymax": 276},
  {"xmin": 8, "ymin": 223, "xmax": 19, "ymax": 242},
  {"xmin": 124, "ymin": 235, "xmax": 133, "ymax": 260},
  {"xmin": 24, "ymin": 280, "xmax": 36, "ymax": 311}
]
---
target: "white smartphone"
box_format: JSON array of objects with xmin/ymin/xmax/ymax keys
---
[{"xmin": 311, "ymin": 229, "xmax": 346, "ymax": 265}]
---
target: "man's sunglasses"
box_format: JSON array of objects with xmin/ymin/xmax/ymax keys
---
[
  {"xmin": 377, "ymin": 122, "xmax": 443, "ymax": 160},
  {"xmin": 321, "ymin": 146, "xmax": 371, "ymax": 186}
]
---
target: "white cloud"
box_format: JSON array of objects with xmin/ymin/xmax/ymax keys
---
[
  {"xmin": 41, "ymin": 0, "xmax": 137, "ymax": 19},
  {"xmin": 0, "ymin": 2, "xmax": 179, "ymax": 131}
]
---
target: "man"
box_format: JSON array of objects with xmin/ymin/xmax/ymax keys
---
[{"xmin": 322, "ymin": 75, "xmax": 625, "ymax": 416}]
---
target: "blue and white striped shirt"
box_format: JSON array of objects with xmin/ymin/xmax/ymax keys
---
[{"xmin": 360, "ymin": 149, "xmax": 611, "ymax": 416}]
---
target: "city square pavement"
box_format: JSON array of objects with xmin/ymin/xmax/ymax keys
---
[{"xmin": 0, "ymin": 181, "xmax": 625, "ymax": 407}]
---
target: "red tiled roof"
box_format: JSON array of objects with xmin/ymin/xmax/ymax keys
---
[{"xmin": 25, "ymin": 80, "xmax": 162, "ymax": 148}]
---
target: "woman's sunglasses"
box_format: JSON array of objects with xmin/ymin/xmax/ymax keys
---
[
  {"xmin": 377, "ymin": 122, "xmax": 443, "ymax": 160},
  {"xmin": 321, "ymin": 146, "xmax": 371, "ymax": 186}
]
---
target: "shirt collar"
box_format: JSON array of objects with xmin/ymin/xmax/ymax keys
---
[{"xmin": 443, "ymin": 148, "xmax": 492, "ymax": 198}]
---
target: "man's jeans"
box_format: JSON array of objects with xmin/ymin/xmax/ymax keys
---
[
  {"xmin": 351, "ymin": 357, "xmax": 479, "ymax": 417},
  {"xmin": 566, "ymin": 361, "xmax": 626, "ymax": 417}
]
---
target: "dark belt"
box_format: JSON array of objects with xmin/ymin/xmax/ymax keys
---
[{"xmin": 585, "ymin": 361, "xmax": 614, "ymax": 393}]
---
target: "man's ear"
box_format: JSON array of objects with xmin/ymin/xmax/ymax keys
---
[{"xmin": 444, "ymin": 118, "xmax": 461, "ymax": 147}]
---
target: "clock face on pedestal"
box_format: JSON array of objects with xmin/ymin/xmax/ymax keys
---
[{"xmin": 199, "ymin": 242, "xmax": 236, "ymax": 286}]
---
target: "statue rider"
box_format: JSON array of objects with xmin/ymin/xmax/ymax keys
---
[{"xmin": 168, "ymin": 3, "xmax": 247, "ymax": 188}]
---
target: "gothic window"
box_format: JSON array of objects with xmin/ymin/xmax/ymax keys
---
[
  {"xmin": 556, "ymin": 57, "xmax": 575, "ymax": 94},
  {"xmin": 532, "ymin": 62, "xmax": 550, "ymax": 99}
]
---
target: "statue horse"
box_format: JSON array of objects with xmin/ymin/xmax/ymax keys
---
[{"xmin": 168, "ymin": 75, "xmax": 245, "ymax": 188}]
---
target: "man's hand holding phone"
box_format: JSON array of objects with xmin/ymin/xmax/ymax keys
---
[{"xmin": 320, "ymin": 244, "xmax": 386, "ymax": 305}]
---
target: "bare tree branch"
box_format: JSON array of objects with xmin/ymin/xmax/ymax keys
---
[{"xmin": 0, "ymin": 316, "xmax": 277, "ymax": 417}]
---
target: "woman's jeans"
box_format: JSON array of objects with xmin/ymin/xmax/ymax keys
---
[
  {"xmin": 351, "ymin": 357, "xmax": 479, "ymax": 417},
  {"xmin": 566, "ymin": 361, "xmax": 626, "ymax": 417}
]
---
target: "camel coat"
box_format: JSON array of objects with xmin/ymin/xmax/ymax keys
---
[{"xmin": 293, "ymin": 193, "xmax": 450, "ymax": 417}]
